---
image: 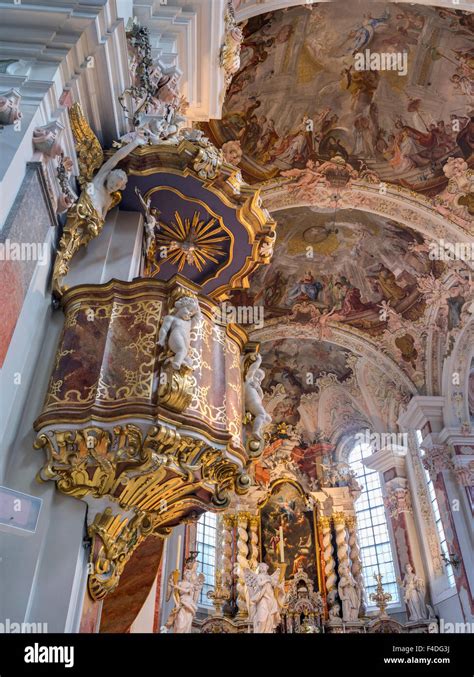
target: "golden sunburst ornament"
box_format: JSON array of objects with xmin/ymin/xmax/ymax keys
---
[{"xmin": 156, "ymin": 211, "xmax": 230, "ymax": 272}]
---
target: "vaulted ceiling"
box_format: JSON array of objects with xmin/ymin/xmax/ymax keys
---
[{"xmin": 220, "ymin": 1, "xmax": 474, "ymax": 447}]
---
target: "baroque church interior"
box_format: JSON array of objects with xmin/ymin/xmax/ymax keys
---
[{"xmin": 0, "ymin": 0, "xmax": 473, "ymax": 656}]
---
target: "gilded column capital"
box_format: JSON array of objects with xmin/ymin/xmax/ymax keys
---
[
  {"xmin": 332, "ymin": 511, "xmax": 346, "ymax": 526},
  {"xmin": 237, "ymin": 511, "xmax": 251, "ymax": 524},
  {"xmin": 318, "ymin": 515, "xmax": 331, "ymax": 529},
  {"xmin": 223, "ymin": 514, "xmax": 236, "ymax": 528},
  {"xmin": 345, "ymin": 515, "xmax": 357, "ymax": 529}
]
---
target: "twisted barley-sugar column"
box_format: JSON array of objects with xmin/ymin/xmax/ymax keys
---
[
  {"xmin": 236, "ymin": 512, "xmax": 250, "ymax": 617},
  {"xmin": 222, "ymin": 514, "xmax": 235, "ymax": 603},
  {"xmin": 319, "ymin": 515, "xmax": 338, "ymax": 617},
  {"xmin": 334, "ymin": 512, "xmax": 350, "ymax": 618},
  {"xmin": 249, "ymin": 516, "xmax": 259, "ymax": 571},
  {"xmin": 346, "ymin": 515, "xmax": 365, "ymax": 614}
]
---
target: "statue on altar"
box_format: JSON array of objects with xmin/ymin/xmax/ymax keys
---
[
  {"xmin": 399, "ymin": 564, "xmax": 431, "ymax": 621},
  {"xmin": 243, "ymin": 563, "xmax": 286, "ymax": 633},
  {"xmin": 165, "ymin": 557, "xmax": 205, "ymax": 633},
  {"xmin": 338, "ymin": 562, "xmax": 361, "ymax": 621}
]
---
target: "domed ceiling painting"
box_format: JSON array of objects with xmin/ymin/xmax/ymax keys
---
[{"xmin": 209, "ymin": 2, "xmax": 473, "ymax": 192}]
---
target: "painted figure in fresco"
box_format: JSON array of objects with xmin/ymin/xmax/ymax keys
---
[
  {"xmin": 165, "ymin": 559, "xmax": 205, "ymax": 633},
  {"xmin": 341, "ymin": 66, "xmax": 380, "ymax": 112},
  {"xmin": 243, "ymin": 563, "xmax": 286, "ymax": 633},
  {"xmin": 288, "ymin": 271, "xmax": 323, "ymax": 304},
  {"xmin": 447, "ymin": 286, "xmax": 466, "ymax": 330},
  {"xmin": 369, "ymin": 266, "xmax": 407, "ymax": 304},
  {"xmin": 455, "ymin": 115, "xmax": 474, "ymax": 158},
  {"xmin": 291, "ymin": 534, "xmax": 312, "ymax": 576},
  {"xmin": 346, "ymin": 10, "xmax": 390, "ymax": 54},
  {"xmin": 256, "ymin": 117, "xmax": 279, "ymax": 161},
  {"xmin": 158, "ymin": 295, "xmax": 201, "ymax": 370},
  {"xmin": 271, "ymin": 117, "xmax": 312, "ymax": 166}
]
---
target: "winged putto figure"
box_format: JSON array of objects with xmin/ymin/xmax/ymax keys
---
[
  {"xmin": 243, "ymin": 563, "xmax": 286, "ymax": 633},
  {"xmin": 165, "ymin": 556, "xmax": 205, "ymax": 633}
]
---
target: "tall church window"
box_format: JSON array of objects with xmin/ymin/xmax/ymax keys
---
[
  {"xmin": 349, "ymin": 441, "xmax": 400, "ymax": 605},
  {"xmin": 195, "ymin": 511, "xmax": 217, "ymax": 606}
]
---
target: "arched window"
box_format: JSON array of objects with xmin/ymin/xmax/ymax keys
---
[
  {"xmin": 195, "ymin": 511, "xmax": 217, "ymax": 606},
  {"xmin": 415, "ymin": 430, "xmax": 455, "ymax": 587},
  {"xmin": 349, "ymin": 442, "xmax": 400, "ymax": 606}
]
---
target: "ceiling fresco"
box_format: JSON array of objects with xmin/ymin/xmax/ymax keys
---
[
  {"xmin": 209, "ymin": 2, "xmax": 473, "ymax": 192},
  {"xmin": 259, "ymin": 338, "xmax": 353, "ymax": 426},
  {"xmin": 232, "ymin": 207, "xmax": 442, "ymax": 336}
]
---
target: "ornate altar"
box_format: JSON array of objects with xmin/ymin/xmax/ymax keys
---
[
  {"xmin": 280, "ymin": 568, "xmax": 324, "ymax": 634},
  {"xmin": 259, "ymin": 479, "xmax": 323, "ymax": 591}
]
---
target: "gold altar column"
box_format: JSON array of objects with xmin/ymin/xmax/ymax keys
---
[
  {"xmin": 346, "ymin": 515, "xmax": 366, "ymax": 614},
  {"xmin": 319, "ymin": 515, "xmax": 338, "ymax": 618},
  {"xmin": 236, "ymin": 512, "xmax": 250, "ymax": 617}
]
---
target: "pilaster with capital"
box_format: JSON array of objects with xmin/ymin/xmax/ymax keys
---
[{"xmin": 399, "ymin": 398, "xmax": 470, "ymax": 597}]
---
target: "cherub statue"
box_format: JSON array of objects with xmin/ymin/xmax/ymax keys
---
[
  {"xmin": 398, "ymin": 564, "xmax": 431, "ymax": 621},
  {"xmin": 165, "ymin": 558, "xmax": 205, "ymax": 634},
  {"xmin": 222, "ymin": 139, "xmax": 243, "ymax": 166},
  {"xmin": 158, "ymin": 295, "xmax": 201, "ymax": 370},
  {"xmin": 244, "ymin": 353, "xmax": 271, "ymax": 441},
  {"xmin": 243, "ymin": 563, "xmax": 286, "ymax": 634},
  {"xmin": 134, "ymin": 186, "xmax": 162, "ymax": 255}
]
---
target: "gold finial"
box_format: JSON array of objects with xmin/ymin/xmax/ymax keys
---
[{"xmin": 369, "ymin": 573, "xmax": 392, "ymax": 617}]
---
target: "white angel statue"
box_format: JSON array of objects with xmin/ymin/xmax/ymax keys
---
[
  {"xmin": 243, "ymin": 563, "xmax": 286, "ymax": 633},
  {"xmin": 165, "ymin": 559, "xmax": 205, "ymax": 633},
  {"xmin": 244, "ymin": 353, "xmax": 271, "ymax": 440}
]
